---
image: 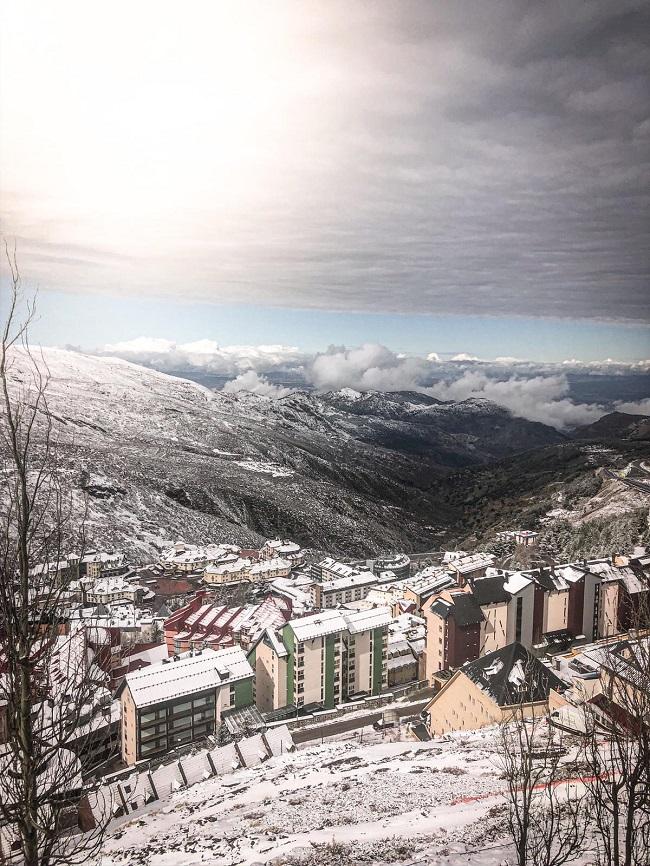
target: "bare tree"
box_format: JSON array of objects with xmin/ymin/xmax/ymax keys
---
[
  {"xmin": 499, "ymin": 673, "xmax": 590, "ymax": 866},
  {"xmin": 0, "ymin": 247, "xmax": 113, "ymax": 865},
  {"xmin": 579, "ymin": 594, "xmax": 650, "ymax": 866}
]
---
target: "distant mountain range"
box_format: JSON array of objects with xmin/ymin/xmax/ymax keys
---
[{"xmin": 3, "ymin": 349, "xmax": 646, "ymax": 559}]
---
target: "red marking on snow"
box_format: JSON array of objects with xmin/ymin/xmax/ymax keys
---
[{"xmin": 450, "ymin": 773, "xmax": 607, "ymax": 806}]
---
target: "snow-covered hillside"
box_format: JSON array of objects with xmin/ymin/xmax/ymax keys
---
[
  {"xmin": 2, "ymin": 348, "xmax": 564, "ymax": 559},
  {"xmin": 97, "ymin": 728, "xmax": 515, "ymax": 866}
]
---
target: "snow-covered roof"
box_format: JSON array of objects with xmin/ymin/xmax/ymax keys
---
[
  {"xmin": 262, "ymin": 627, "xmax": 288, "ymax": 658},
  {"xmin": 442, "ymin": 551, "xmax": 468, "ymax": 563},
  {"xmin": 320, "ymin": 570, "xmax": 377, "ymax": 593},
  {"xmin": 161, "ymin": 543, "xmax": 238, "ymax": 566},
  {"xmin": 124, "ymin": 647, "xmax": 253, "ymax": 708},
  {"xmin": 317, "ymin": 558, "xmax": 359, "ymax": 579},
  {"xmin": 288, "ymin": 609, "xmax": 347, "ymax": 642},
  {"xmin": 404, "ymin": 569, "xmax": 454, "ymax": 595},
  {"xmin": 270, "ymin": 576, "xmax": 313, "ymax": 613},
  {"xmin": 503, "ymin": 571, "xmax": 534, "ymax": 595},
  {"xmin": 446, "ymin": 552, "xmax": 496, "ymax": 574},
  {"xmin": 249, "ymin": 557, "xmax": 291, "ymax": 575},
  {"xmin": 87, "ymin": 575, "xmax": 141, "ymax": 594},
  {"xmin": 555, "ymin": 564, "xmax": 586, "ymax": 584},
  {"xmin": 344, "ymin": 606, "xmax": 392, "ymax": 634},
  {"xmin": 264, "ymin": 539, "xmax": 301, "ymax": 555},
  {"xmin": 81, "ymin": 551, "xmax": 125, "ymax": 565},
  {"xmin": 204, "ymin": 557, "xmax": 252, "ymax": 576}
]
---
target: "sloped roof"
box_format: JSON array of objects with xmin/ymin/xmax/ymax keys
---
[
  {"xmin": 429, "ymin": 593, "xmax": 483, "ymax": 627},
  {"xmin": 345, "ymin": 606, "xmax": 392, "ymax": 634},
  {"xmin": 471, "ymin": 575, "xmax": 510, "ymax": 606},
  {"xmin": 463, "ymin": 642, "xmax": 565, "ymax": 707},
  {"xmin": 451, "ymin": 594, "xmax": 484, "ymax": 626},
  {"xmin": 122, "ymin": 647, "xmax": 253, "ymax": 708},
  {"xmin": 288, "ymin": 609, "xmax": 347, "ymax": 641}
]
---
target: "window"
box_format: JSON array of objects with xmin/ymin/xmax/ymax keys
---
[
  {"xmin": 515, "ymin": 597, "xmax": 523, "ymax": 643},
  {"xmin": 171, "ymin": 730, "xmax": 192, "ymax": 746}
]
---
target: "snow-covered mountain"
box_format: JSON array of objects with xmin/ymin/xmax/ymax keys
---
[{"xmin": 2, "ymin": 348, "xmax": 564, "ymax": 559}]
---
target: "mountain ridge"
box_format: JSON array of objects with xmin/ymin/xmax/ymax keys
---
[{"xmin": 2, "ymin": 348, "xmax": 570, "ymax": 558}]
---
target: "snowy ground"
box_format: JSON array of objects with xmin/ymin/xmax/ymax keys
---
[{"xmin": 95, "ymin": 727, "xmax": 517, "ymax": 866}]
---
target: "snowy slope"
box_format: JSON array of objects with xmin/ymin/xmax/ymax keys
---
[
  {"xmin": 2, "ymin": 348, "xmax": 563, "ymax": 559},
  {"xmin": 96, "ymin": 728, "xmax": 515, "ymax": 866}
]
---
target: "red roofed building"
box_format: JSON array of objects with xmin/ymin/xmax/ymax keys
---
[{"xmin": 164, "ymin": 591, "xmax": 293, "ymax": 656}]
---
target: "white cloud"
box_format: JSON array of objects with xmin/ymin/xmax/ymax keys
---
[
  {"xmin": 102, "ymin": 337, "xmax": 304, "ymax": 376},
  {"xmin": 427, "ymin": 371, "xmax": 604, "ymax": 430},
  {"xmin": 308, "ymin": 344, "xmax": 426, "ymax": 392},
  {"xmin": 560, "ymin": 358, "xmax": 650, "ymax": 373},
  {"xmin": 450, "ymin": 353, "xmax": 480, "ymax": 362},
  {"xmin": 614, "ymin": 398, "xmax": 650, "ymax": 416},
  {"xmin": 98, "ymin": 337, "xmax": 646, "ymax": 429},
  {"xmin": 221, "ymin": 371, "xmax": 294, "ymax": 398},
  {"xmin": 493, "ymin": 356, "xmax": 526, "ymax": 365},
  {"xmin": 106, "ymin": 337, "xmax": 175, "ymax": 354}
]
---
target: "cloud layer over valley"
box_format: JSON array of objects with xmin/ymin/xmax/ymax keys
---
[{"xmin": 99, "ymin": 338, "xmax": 650, "ymax": 430}]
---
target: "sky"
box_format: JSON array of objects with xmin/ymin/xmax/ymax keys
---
[{"xmin": 1, "ymin": 0, "xmax": 649, "ymax": 366}]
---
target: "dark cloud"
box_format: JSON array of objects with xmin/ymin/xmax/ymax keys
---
[{"xmin": 3, "ymin": 0, "xmax": 649, "ymax": 322}]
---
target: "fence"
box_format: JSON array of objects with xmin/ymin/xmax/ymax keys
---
[
  {"xmin": 87, "ymin": 724, "xmax": 294, "ymax": 830},
  {"xmin": 265, "ymin": 680, "xmax": 430, "ymax": 732}
]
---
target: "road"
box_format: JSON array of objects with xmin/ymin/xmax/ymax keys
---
[
  {"xmin": 292, "ymin": 695, "xmax": 432, "ymax": 744},
  {"xmin": 604, "ymin": 466, "xmax": 650, "ymax": 495}
]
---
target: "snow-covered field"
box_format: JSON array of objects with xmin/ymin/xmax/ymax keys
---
[{"xmin": 96, "ymin": 728, "xmax": 515, "ymax": 866}]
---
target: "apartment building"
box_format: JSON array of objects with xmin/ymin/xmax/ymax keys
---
[
  {"xmin": 83, "ymin": 575, "xmax": 146, "ymax": 605},
  {"xmin": 260, "ymin": 539, "xmax": 305, "ymax": 567},
  {"xmin": 470, "ymin": 574, "xmax": 510, "ymax": 655},
  {"xmin": 423, "ymin": 587, "xmax": 484, "ymax": 680},
  {"xmin": 400, "ymin": 568, "xmax": 455, "ymax": 614},
  {"xmin": 30, "ymin": 554, "xmax": 81, "ymax": 586},
  {"xmin": 446, "ymin": 552, "xmax": 495, "ymax": 585},
  {"xmin": 425, "ymin": 642, "xmax": 567, "ymax": 737},
  {"xmin": 159, "ymin": 542, "xmax": 240, "ymax": 574},
  {"xmin": 311, "ymin": 557, "xmax": 357, "ymax": 582},
  {"xmin": 311, "ymin": 570, "xmax": 379, "ymax": 608},
  {"xmin": 81, "ymin": 552, "xmax": 128, "ymax": 580},
  {"xmin": 203, "ymin": 556, "xmax": 291, "ymax": 586},
  {"xmin": 163, "ymin": 592, "xmax": 292, "ymax": 654},
  {"xmin": 249, "ymin": 607, "xmax": 390, "ymax": 713},
  {"xmin": 118, "ymin": 647, "xmax": 254, "ymax": 765}
]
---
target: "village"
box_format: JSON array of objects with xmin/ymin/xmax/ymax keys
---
[
  {"xmin": 0, "ymin": 505, "xmax": 649, "ymax": 866},
  {"xmin": 1, "ymin": 529, "xmax": 648, "ymax": 783}
]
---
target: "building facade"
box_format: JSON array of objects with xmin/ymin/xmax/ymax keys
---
[
  {"xmin": 118, "ymin": 647, "xmax": 254, "ymax": 765},
  {"xmin": 249, "ymin": 607, "xmax": 390, "ymax": 713}
]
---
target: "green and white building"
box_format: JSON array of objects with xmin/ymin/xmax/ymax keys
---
[{"xmin": 249, "ymin": 607, "xmax": 390, "ymax": 713}]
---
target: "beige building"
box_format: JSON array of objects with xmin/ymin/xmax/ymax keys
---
[
  {"xmin": 311, "ymin": 571, "xmax": 380, "ymax": 609},
  {"xmin": 425, "ymin": 642, "xmax": 567, "ymax": 737},
  {"xmin": 203, "ymin": 556, "xmax": 291, "ymax": 586},
  {"xmin": 446, "ymin": 553, "xmax": 496, "ymax": 585},
  {"xmin": 248, "ymin": 607, "xmax": 390, "ymax": 713},
  {"xmin": 83, "ymin": 576, "xmax": 144, "ymax": 605},
  {"xmin": 400, "ymin": 569, "xmax": 455, "ymax": 614},
  {"xmin": 470, "ymin": 575, "xmax": 511, "ymax": 655}
]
